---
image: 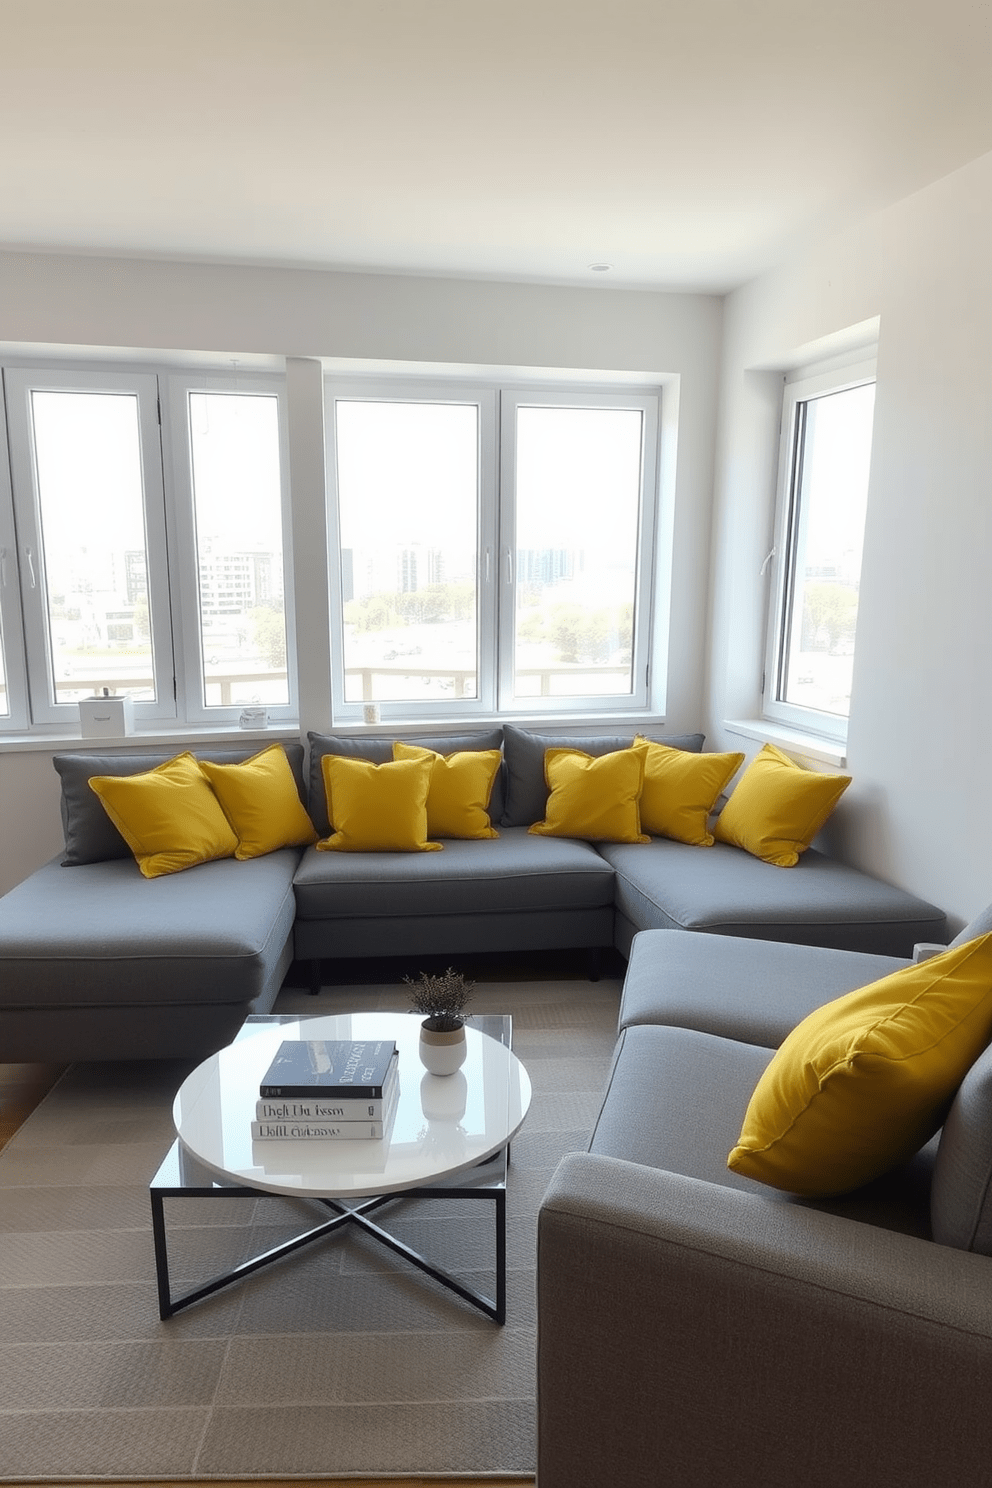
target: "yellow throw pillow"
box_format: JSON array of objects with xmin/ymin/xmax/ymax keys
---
[
  {"xmin": 728, "ymin": 934, "xmax": 992, "ymax": 1196},
  {"xmin": 199, "ymin": 745, "xmax": 317, "ymax": 860},
  {"xmin": 633, "ymin": 736, "xmax": 745, "ymax": 846},
  {"xmin": 316, "ymin": 754, "xmax": 442, "ymax": 853},
  {"xmin": 529, "ymin": 748, "xmax": 649, "ymax": 844},
  {"xmin": 88, "ymin": 752, "xmax": 239, "ymax": 879},
  {"xmin": 713, "ymin": 741, "xmax": 851, "ymax": 867},
  {"xmin": 392, "ymin": 742, "xmax": 501, "ymax": 839}
]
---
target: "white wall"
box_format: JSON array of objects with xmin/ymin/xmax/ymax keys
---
[
  {"xmin": 708, "ymin": 148, "xmax": 992, "ymax": 931},
  {"xmin": 0, "ymin": 255, "xmax": 723, "ymax": 894}
]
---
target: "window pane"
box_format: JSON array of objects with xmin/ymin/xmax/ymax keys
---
[
  {"xmin": 188, "ymin": 392, "xmax": 288, "ymax": 709},
  {"xmin": 30, "ymin": 390, "xmax": 155, "ymax": 704},
  {"xmin": 334, "ymin": 400, "xmax": 479, "ymax": 704},
  {"xmin": 780, "ymin": 382, "xmax": 875, "ymax": 717},
  {"xmin": 513, "ymin": 405, "xmax": 642, "ymax": 700}
]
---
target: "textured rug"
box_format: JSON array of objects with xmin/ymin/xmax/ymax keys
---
[{"xmin": 0, "ymin": 973, "xmax": 620, "ymax": 1481}]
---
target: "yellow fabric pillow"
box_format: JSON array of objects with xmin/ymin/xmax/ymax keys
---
[
  {"xmin": 728, "ymin": 934, "xmax": 992, "ymax": 1196},
  {"xmin": 316, "ymin": 754, "xmax": 442, "ymax": 853},
  {"xmin": 392, "ymin": 742, "xmax": 501, "ymax": 839},
  {"xmin": 633, "ymin": 736, "xmax": 745, "ymax": 846},
  {"xmin": 199, "ymin": 745, "xmax": 317, "ymax": 860},
  {"xmin": 88, "ymin": 752, "xmax": 238, "ymax": 879},
  {"xmin": 713, "ymin": 742, "xmax": 851, "ymax": 867},
  {"xmin": 529, "ymin": 748, "xmax": 649, "ymax": 844}
]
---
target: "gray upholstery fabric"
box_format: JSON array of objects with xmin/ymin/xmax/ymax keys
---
[
  {"xmin": 600, "ymin": 836, "xmax": 947, "ymax": 956},
  {"xmin": 950, "ymin": 902, "xmax": 992, "ymax": 947},
  {"xmin": 54, "ymin": 741, "xmax": 307, "ymax": 866},
  {"xmin": 294, "ymin": 906, "xmax": 615, "ymax": 961},
  {"xmin": 619, "ymin": 926, "xmax": 907, "ymax": 1046},
  {"xmin": 537, "ymin": 1153, "xmax": 992, "ymax": 1488},
  {"xmin": 500, "ymin": 724, "xmax": 705, "ymax": 827},
  {"xmin": 306, "ymin": 728, "xmax": 505, "ymax": 836},
  {"xmin": 932, "ymin": 1040, "xmax": 992, "ymax": 1254},
  {"xmin": 0, "ymin": 849, "xmax": 299, "ymax": 1007},
  {"xmin": 292, "ymin": 826, "xmax": 614, "ymax": 921},
  {"xmin": 592, "ymin": 1022, "xmax": 934, "ymax": 1236}
]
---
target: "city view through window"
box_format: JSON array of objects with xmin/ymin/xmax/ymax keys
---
[
  {"xmin": 28, "ymin": 388, "xmax": 288, "ymax": 711},
  {"xmin": 335, "ymin": 398, "xmax": 645, "ymax": 706}
]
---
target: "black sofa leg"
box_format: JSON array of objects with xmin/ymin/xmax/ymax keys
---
[
  {"xmin": 586, "ymin": 947, "xmax": 602, "ymax": 983},
  {"xmin": 308, "ymin": 959, "xmax": 322, "ymax": 995}
]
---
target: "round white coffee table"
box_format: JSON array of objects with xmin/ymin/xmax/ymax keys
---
[{"xmin": 151, "ymin": 1011, "xmax": 531, "ymax": 1323}]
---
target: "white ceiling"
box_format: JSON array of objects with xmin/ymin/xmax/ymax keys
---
[{"xmin": 2, "ymin": 0, "xmax": 991, "ymax": 294}]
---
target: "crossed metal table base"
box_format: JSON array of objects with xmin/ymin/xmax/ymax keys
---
[{"xmin": 149, "ymin": 1143, "xmax": 508, "ymax": 1324}]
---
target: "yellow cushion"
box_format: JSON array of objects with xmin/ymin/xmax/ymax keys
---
[
  {"xmin": 529, "ymin": 748, "xmax": 649, "ymax": 844},
  {"xmin": 199, "ymin": 745, "xmax": 317, "ymax": 860},
  {"xmin": 316, "ymin": 754, "xmax": 442, "ymax": 853},
  {"xmin": 88, "ymin": 752, "xmax": 238, "ymax": 879},
  {"xmin": 633, "ymin": 736, "xmax": 745, "ymax": 846},
  {"xmin": 713, "ymin": 742, "xmax": 851, "ymax": 867},
  {"xmin": 728, "ymin": 934, "xmax": 992, "ymax": 1196},
  {"xmin": 392, "ymin": 742, "xmax": 501, "ymax": 839}
]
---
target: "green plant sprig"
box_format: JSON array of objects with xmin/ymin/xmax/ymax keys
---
[{"xmin": 404, "ymin": 967, "xmax": 475, "ymax": 1032}]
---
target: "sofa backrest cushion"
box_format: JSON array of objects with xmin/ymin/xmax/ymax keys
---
[
  {"xmin": 931, "ymin": 1038, "xmax": 992, "ymax": 1253},
  {"xmin": 307, "ymin": 729, "xmax": 505, "ymax": 837},
  {"xmin": 500, "ymin": 724, "xmax": 705, "ymax": 827},
  {"xmin": 54, "ymin": 742, "xmax": 307, "ymax": 866}
]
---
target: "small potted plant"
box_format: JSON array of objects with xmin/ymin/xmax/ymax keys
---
[{"xmin": 405, "ymin": 967, "xmax": 474, "ymax": 1076}]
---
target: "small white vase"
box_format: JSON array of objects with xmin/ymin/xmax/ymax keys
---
[{"xmin": 419, "ymin": 1022, "xmax": 467, "ymax": 1076}]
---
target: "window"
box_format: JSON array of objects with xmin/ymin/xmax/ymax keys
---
[
  {"xmin": 326, "ymin": 381, "xmax": 658, "ymax": 720},
  {"xmin": 1, "ymin": 364, "xmax": 294, "ymax": 732},
  {"xmin": 166, "ymin": 378, "xmax": 295, "ymax": 723},
  {"xmin": 764, "ymin": 358, "xmax": 876, "ymax": 741}
]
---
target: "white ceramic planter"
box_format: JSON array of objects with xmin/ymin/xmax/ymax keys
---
[{"xmin": 419, "ymin": 1023, "xmax": 467, "ymax": 1076}]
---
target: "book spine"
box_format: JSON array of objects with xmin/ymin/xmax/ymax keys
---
[
  {"xmin": 258, "ymin": 1081, "xmax": 391, "ymax": 1100},
  {"xmin": 251, "ymin": 1118, "xmax": 388, "ymax": 1140},
  {"xmin": 256, "ymin": 1096, "xmax": 389, "ymax": 1120}
]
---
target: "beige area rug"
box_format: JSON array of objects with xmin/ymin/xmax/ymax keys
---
[{"xmin": 0, "ymin": 973, "xmax": 620, "ymax": 1481}]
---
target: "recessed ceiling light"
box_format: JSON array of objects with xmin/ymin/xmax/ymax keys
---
[{"xmin": 588, "ymin": 262, "xmax": 612, "ymax": 272}]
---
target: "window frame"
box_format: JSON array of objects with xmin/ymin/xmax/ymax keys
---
[
  {"xmin": 497, "ymin": 386, "xmax": 658, "ymax": 716},
  {"xmin": 3, "ymin": 366, "xmax": 178, "ymax": 729},
  {"xmin": 325, "ymin": 379, "xmax": 499, "ymax": 724},
  {"xmin": 0, "ymin": 405, "xmax": 29, "ymax": 731},
  {"xmin": 763, "ymin": 355, "xmax": 876, "ymax": 743},
  {"xmin": 162, "ymin": 371, "xmax": 299, "ymax": 727},
  {"xmin": 324, "ymin": 376, "xmax": 660, "ymax": 724}
]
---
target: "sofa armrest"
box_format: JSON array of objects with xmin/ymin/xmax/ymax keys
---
[{"xmin": 537, "ymin": 1152, "xmax": 992, "ymax": 1488}]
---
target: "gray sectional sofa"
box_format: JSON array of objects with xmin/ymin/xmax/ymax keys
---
[
  {"xmin": 0, "ymin": 725, "xmax": 947, "ymax": 1062},
  {"xmin": 537, "ymin": 916, "xmax": 992, "ymax": 1487}
]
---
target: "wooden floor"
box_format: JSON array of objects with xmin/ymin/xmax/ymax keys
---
[{"xmin": 0, "ymin": 1062, "xmax": 535, "ymax": 1488}]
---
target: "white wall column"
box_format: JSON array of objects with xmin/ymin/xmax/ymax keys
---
[{"xmin": 285, "ymin": 356, "xmax": 332, "ymax": 736}]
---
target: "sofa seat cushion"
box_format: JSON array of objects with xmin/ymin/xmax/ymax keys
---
[
  {"xmin": 601, "ymin": 837, "xmax": 947, "ymax": 956},
  {"xmin": 619, "ymin": 927, "xmax": 907, "ymax": 1048},
  {"xmin": 0, "ymin": 850, "xmax": 299, "ymax": 1008},
  {"xmin": 292, "ymin": 826, "xmax": 615, "ymax": 921},
  {"xmin": 591, "ymin": 1023, "xmax": 933, "ymax": 1239}
]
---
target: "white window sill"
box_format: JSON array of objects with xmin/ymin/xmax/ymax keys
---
[
  {"xmin": 0, "ymin": 723, "xmax": 301, "ymax": 754},
  {"xmin": 724, "ymin": 719, "xmax": 847, "ymax": 770}
]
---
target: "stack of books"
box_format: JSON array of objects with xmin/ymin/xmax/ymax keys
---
[{"xmin": 252, "ymin": 1038, "xmax": 399, "ymax": 1141}]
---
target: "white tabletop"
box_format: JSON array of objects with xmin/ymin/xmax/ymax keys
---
[{"xmin": 173, "ymin": 1011, "xmax": 532, "ymax": 1199}]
